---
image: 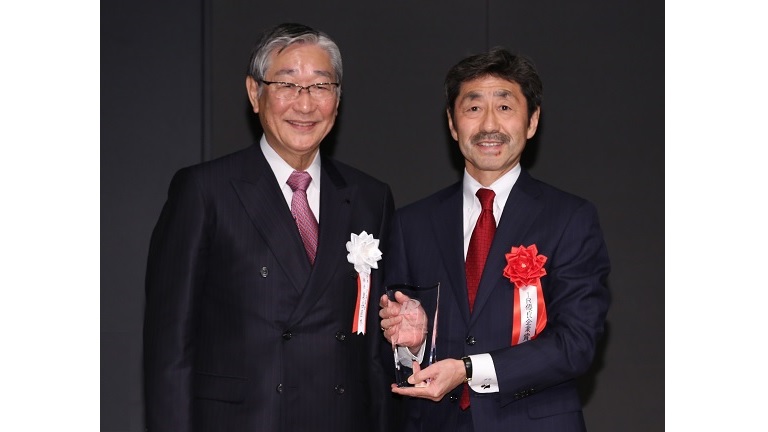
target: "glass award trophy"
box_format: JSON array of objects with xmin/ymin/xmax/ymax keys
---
[{"xmin": 385, "ymin": 283, "xmax": 440, "ymax": 387}]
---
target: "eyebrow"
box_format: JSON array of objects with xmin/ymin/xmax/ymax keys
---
[
  {"xmin": 272, "ymin": 68, "xmax": 334, "ymax": 80},
  {"xmin": 461, "ymin": 88, "xmax": 515, "ymax": 102}
]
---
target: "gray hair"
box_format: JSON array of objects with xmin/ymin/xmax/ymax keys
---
[{"xmin": 247, "ymin": 23, "xmax": 343, "ymax": 98}]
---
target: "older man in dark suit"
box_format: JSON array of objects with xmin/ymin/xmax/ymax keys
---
[{"xmin": 144, "ymin": 23, "xmax": 395, "ymax": 432}]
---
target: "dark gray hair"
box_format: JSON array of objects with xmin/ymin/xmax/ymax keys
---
[{"xmin": 247, "ymin": 23, "xmax": 343, "ymax": 98}]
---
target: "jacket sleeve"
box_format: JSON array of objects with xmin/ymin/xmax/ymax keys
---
[
  {"xmin": 143, "ymin": 168, "xmax": 208, "ymax": 432},
  {"xmin": 493, "ymin": 200, "xmax": 611, "ymax": 406}
]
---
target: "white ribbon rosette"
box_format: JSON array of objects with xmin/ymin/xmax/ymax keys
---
[{"xmin": 346, "ymin": 231, "xmax": 382, "ymax": 334}]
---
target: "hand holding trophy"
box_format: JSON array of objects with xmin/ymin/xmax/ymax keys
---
[{"xmin": 380, "ymin": 283, "xmax": 440, "ymax": 388}]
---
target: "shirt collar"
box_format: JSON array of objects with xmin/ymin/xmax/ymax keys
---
[
  {"xmin": 260, "ymin": 135, "xmax": 321, "ymax": 192},
  {"xmin": 462, "ymin": 164, "xmax": 521, "ymax": 212}
]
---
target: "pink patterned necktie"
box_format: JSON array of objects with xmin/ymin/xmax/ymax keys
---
[
  {"xmin": 460, "ymin": 187, "xmax": 496, "ymax": 410},
  {"xmin": 287, "ymin": 171, "xmax": 319, "ymax": 265}
]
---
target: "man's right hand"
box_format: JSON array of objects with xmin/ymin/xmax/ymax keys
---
[{"xmin": 379, "ymin": 291, "xmax": 427, "ymax": 349}]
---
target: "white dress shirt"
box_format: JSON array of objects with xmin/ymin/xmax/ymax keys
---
[
  {"xmin": 260, "ymin": 136, "xmax": 321, "ymax": 222},
  {"xmin": 399, "ymin": 165, "xmax": 522, "ymax": 393}
]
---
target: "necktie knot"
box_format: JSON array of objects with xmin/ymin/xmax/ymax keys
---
[
  {"xmin": 287, "ymin": 171, "xmax": 312, "ymax": 192},
  {"xmin": 476, "ymin": 188, "xmax": 495, "ymax": 211}
]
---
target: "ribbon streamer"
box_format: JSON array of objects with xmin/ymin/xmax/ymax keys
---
[
  {"xmin": 352, "ymin": 273, "xmax": 371, "ymax": 334},
  {"xmin": 511, "ymin": 281, "xmax": 548, "ymax": 345}
]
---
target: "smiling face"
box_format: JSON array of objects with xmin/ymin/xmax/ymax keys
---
[
  {"xmin": 246, "ymin": 43, "xmax": 340, "ymax": 170},
  {"xmin": 448, "ymin": 75, "xmax": 540, "ymax": 186}
]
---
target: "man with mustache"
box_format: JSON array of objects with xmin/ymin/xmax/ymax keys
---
[{"xmin": 379, "ymin": 48, "xmax": 611, "ymax": 431}]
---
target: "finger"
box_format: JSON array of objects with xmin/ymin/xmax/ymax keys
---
[
  {"xmin": 380, "ymin": 317, "xmax": 392, "ymax": 329},
  {"xmin": 394, "ymin": 291, "xmax": 412, "ymax": 304},
  {"xmin": 408, "ymin": 360, "xmax": 422, "ymax": 383},
  {"xmin": 379, "ymin": 295, "xmax": 387, "ymax": 308},
  {"xmin": 391, "ymin": 382, "xmax": 437, "ymax": 400},
  {"xmin": 382, "ymin": 300, "xmax": 401, "ymax": 318},
  {"xmin": 379, "ymin": 302, "xmax": 400, "ymax": 320},
  {"xmin": 382, "ymin": 314, "xmax": 403, "ymax": 328},
  {"xmin": 380, "ymin": 307, "xmax": 396, "ymax": 320}
]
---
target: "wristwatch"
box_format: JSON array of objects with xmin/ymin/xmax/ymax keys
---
[{"xmin": 461, "ymin": 356, "xmax": 473, "ymax": 383}]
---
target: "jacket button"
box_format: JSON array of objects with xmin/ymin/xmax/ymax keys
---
[
  {"xmin": 260, "ymin": 266, "xmax": 268, "ymax": 278},
  {"xmin": 465, "ymin": 335, "xmax": 476, "ymax": 345},
  {"xmin": 335, "ymin": 331, "xmax": 347, "ymax": 341},
  {"xmin": 449, "ymin": 394, "xmax": 458, "ymax": 402},
  {"xmin": 334, "ymin": 385, "xmax": 345, "ymax": 394},
  {"xmin": 276, "ymin": 384, "xmax": 283, "ymax": 393},
  {"xmin": 282, "ymin": 331, "xmax": 293, "ymax": 340}
]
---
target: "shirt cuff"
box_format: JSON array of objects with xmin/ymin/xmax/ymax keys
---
[
  {"xmin": 468, "ymin": 353, "xmax": 498, "ymax": 393},
  {"xmin": 397, "ymin": 340, "xmax": 426, "ymax": 367}
]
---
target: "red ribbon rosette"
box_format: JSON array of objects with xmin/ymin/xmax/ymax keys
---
[{"xmin": 503, "ymin": 244, "xmax": 548, "ymax": 345}]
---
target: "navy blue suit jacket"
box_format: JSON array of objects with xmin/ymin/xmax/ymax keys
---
[
  {"xmin": 144, "ymin": 144, "xmax": 396, "ymax": 432},
  {"xmin": 384, "ymin": 169, "xmax": 610, "ymax": 432}
]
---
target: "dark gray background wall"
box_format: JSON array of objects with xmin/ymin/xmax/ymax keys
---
[{"xmin": 102, "ymin": 1, "xmax": 663, "ymax": 430}]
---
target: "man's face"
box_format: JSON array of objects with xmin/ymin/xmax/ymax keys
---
[
  {"xmin": 247, "ymin": 43, "xmax": 339, "ymax": 168},
  {"xmin": 448, "ymin": 75, "xmax": 540, "ymax": 186}
]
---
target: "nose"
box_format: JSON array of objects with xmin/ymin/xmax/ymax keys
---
[
  {"xmin": 292, "ymin": 88, "xmax": 315, "ymax": 112},
  {"xmin": 480, "ymin": 110, "xmax": 500, "ymax": 132}
]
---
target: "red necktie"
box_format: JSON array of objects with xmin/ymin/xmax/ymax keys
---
[
  {"xmin": 287, "ymin": 171, "xmax": 319, "ymax": 265},
  {"xmin": 460, "ymin": 188, "xmax": 496, "ymax": 410}
]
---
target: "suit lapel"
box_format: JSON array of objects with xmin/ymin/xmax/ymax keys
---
[
  {"xmin": 287, "ymin": 157, "xmax": 354, "ymax": 326},
  {"xmin": 470, "ymin": 170, "xmax": 544, "ymax": 326},
  {"xmin": 430, "ymin": 184, "xmax": 472, "ymax": 325},
  {"xmin": 230, "ymin": 146, "xmax": 311, "ymax": 294}
]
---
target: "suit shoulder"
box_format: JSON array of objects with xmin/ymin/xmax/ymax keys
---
[
  {"xmin": 396, "ymin": 182, "xmax": 460, "ymax": 214},
  {"xmin": 176, "ymin": 145, "xmax": 256, "ymax": 176},
  {"xmin": 522, "ymin": 172, "xmax": 600, "ymax": 216},
  {"xmin": 528, "ymin": 175, "xmax": 590, "ymax": 202},
  {"xmin": 323, "ymin": 157, "xmax": 391, "ymax": 190},
  {"xmin": 166, "ymin": 145, "xmax": 261, "ymax": 191}
]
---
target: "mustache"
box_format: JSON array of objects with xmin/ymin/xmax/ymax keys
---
[{"xmin": 470, "ymin": 132, "xmax": 510, "ymax": 145}]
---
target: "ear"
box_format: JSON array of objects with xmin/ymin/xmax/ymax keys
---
[
  {"xmin": 446, "ymin": 109, "xmax": 458, "ymax": 141},
  {"xmin": 246, "ymin": 76, "xmax": 260, "ymax": 113},
  {"xmin": 333, "ymin": 94, "xmax": 340, "ymax": 116},
  {"xmin": 526, "ymin": 107, "xmax": 541, "ymax": 139}
]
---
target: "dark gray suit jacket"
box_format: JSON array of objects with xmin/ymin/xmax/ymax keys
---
[{"xmin": 144, "ymin": 144, "xmax": 396, "ymax": 431}]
